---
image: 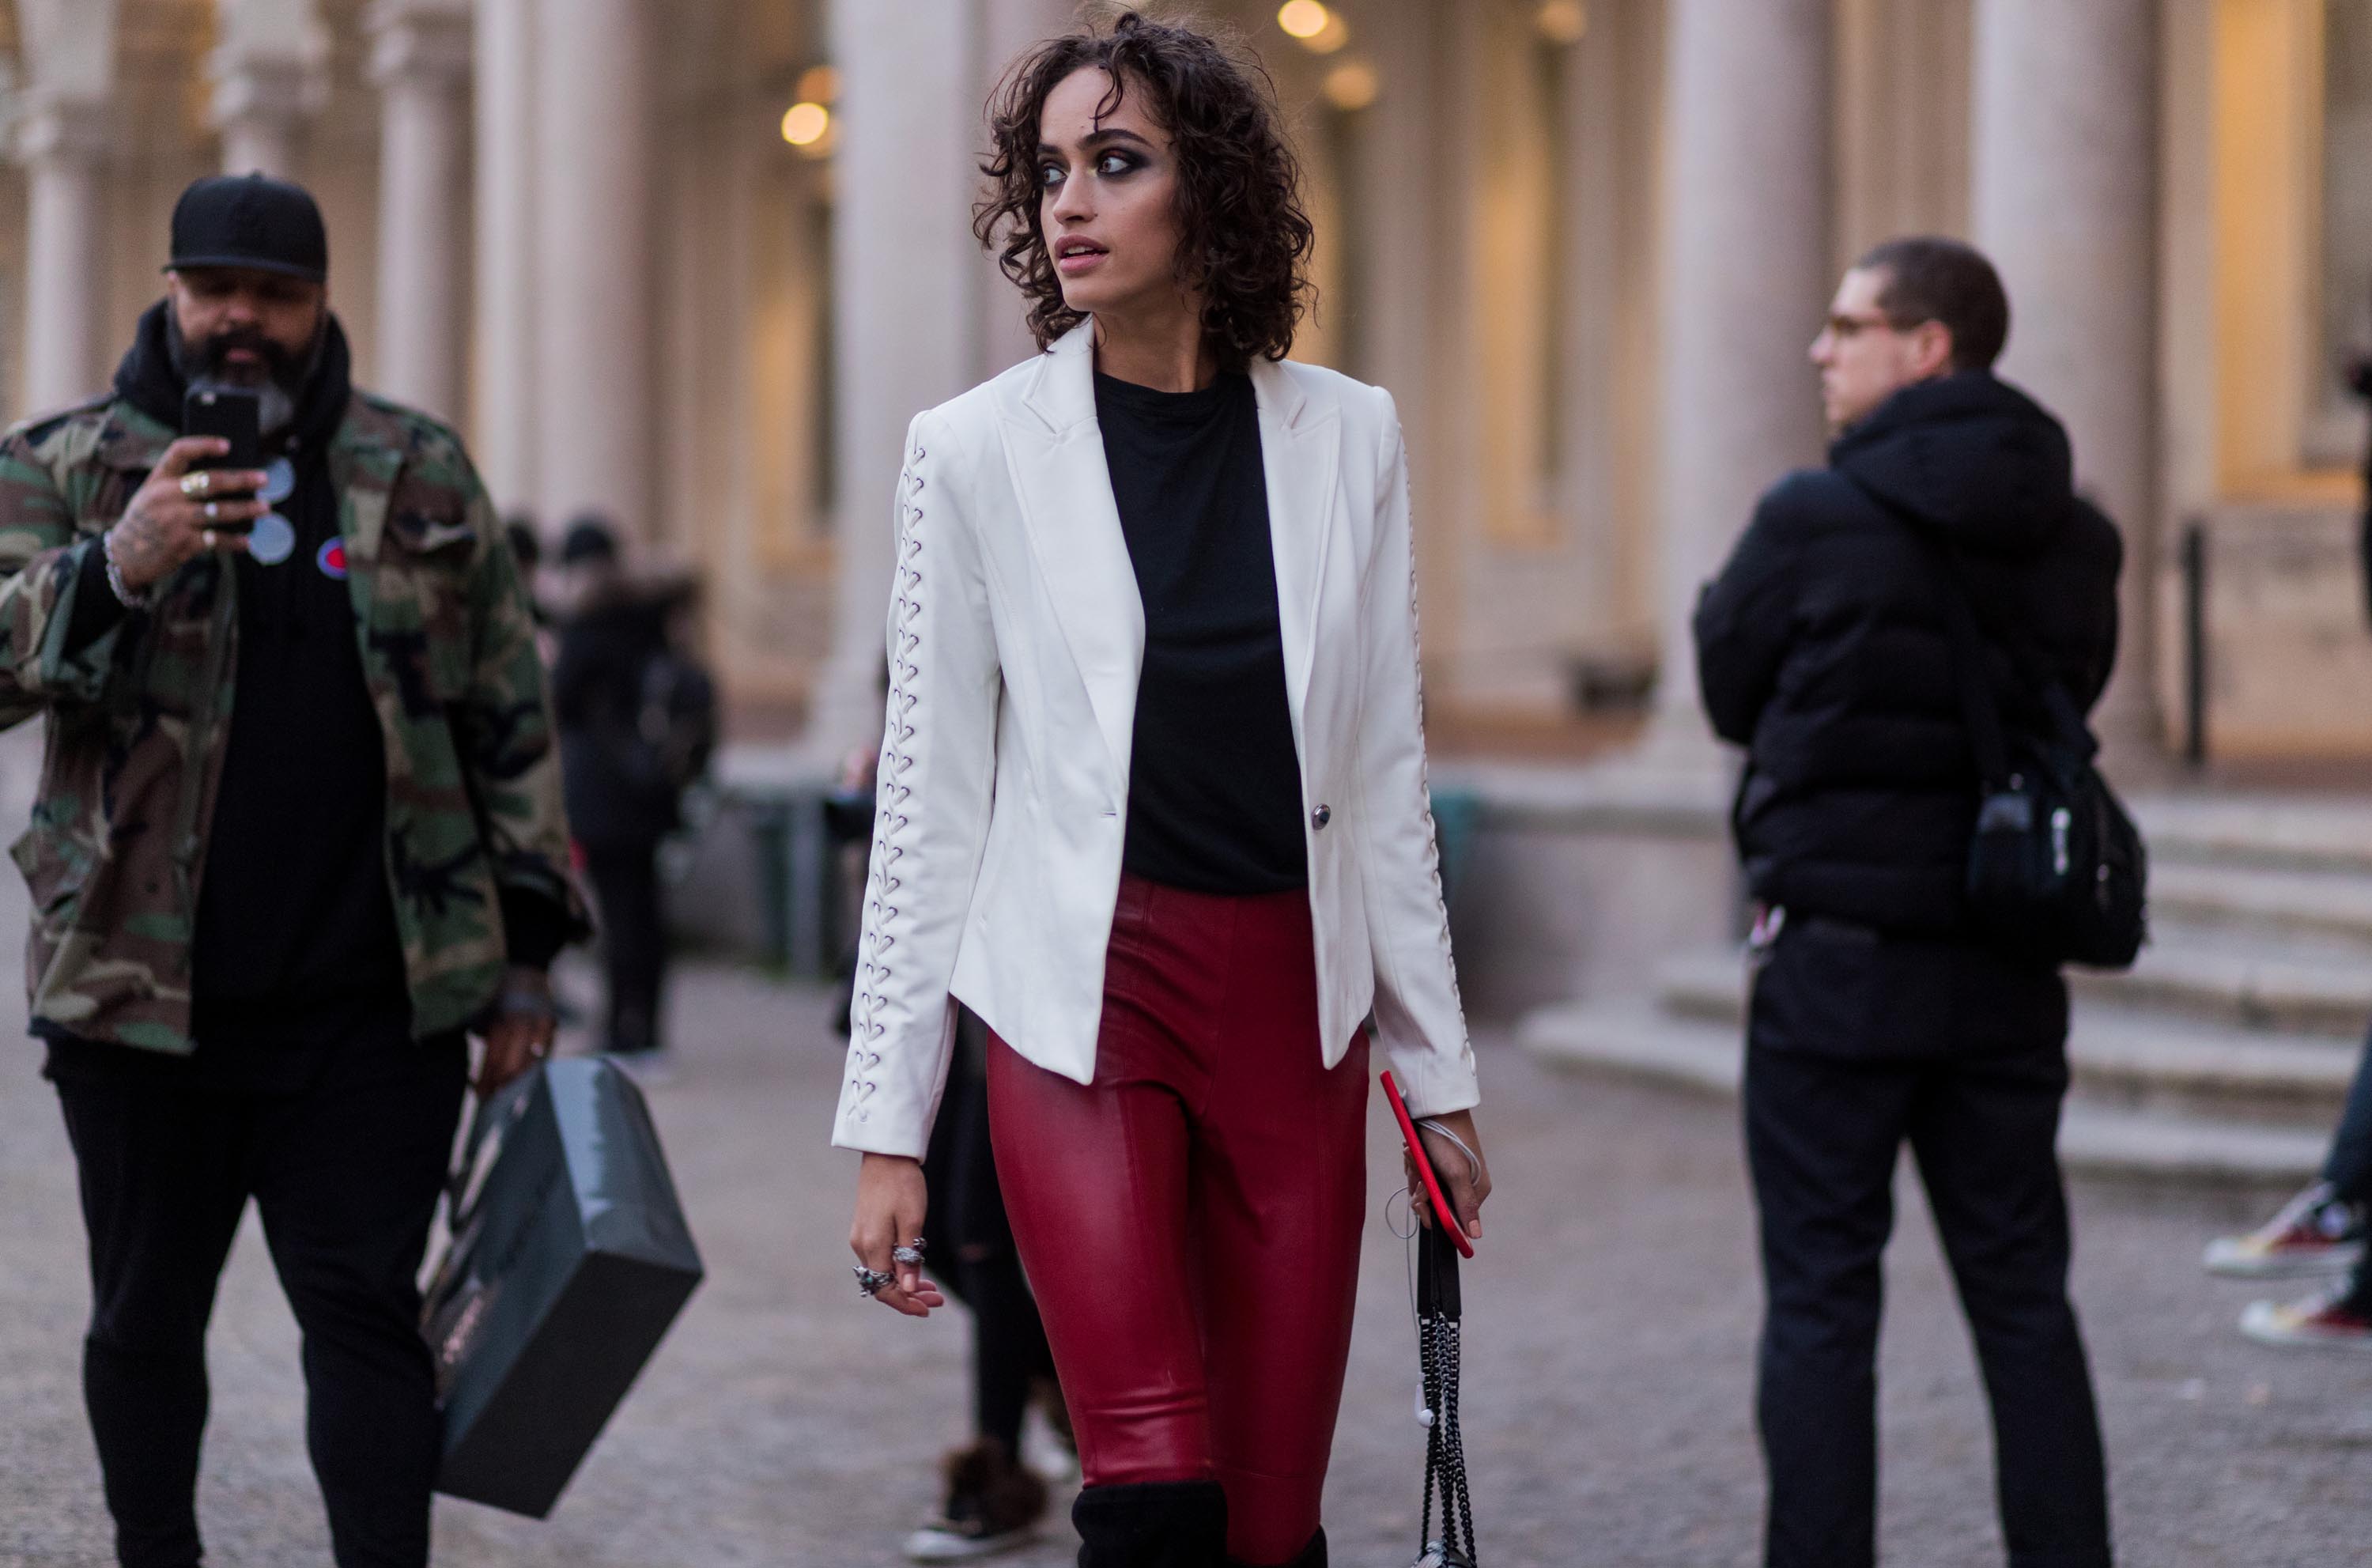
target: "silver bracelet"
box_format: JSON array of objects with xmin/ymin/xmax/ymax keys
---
[
  {"xmin": 1415, "ymin": 1117, "xmax": 1482, "ymax": 1182},
  {"xmin": 100, "ymin": 531, "xmax": 153, "ymax": 611}
]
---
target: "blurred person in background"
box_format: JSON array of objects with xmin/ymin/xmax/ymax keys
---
[
  {"xmin": 2208, "ymin": 308, "xmax": 2372, "ymax": 1351},
  {"xmin": 552, "ymin": 516, "xmax": 715, "ymax": 1079},
  {"xmin": 830, "ymin": 730, "xmax": 1072, "ymax": 1561},
  {"xmin": 1695, "ymin": 236, "xmax": 2118, "ymax": 1568},
  {"xmin": 0, "ymin": 172, "xmax": 585, "ymax": 1568}
]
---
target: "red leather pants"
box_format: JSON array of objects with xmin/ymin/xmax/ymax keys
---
[{"xmin": 988, "ymin": 875, "xmax": 1369, "ymax": 1566}]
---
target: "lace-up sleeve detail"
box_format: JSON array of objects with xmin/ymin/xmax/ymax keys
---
[
  {"xmin": 833, "ymin": 413, "xmax": 1003, "ymax": 1158},
  {"xmin": 1355, "ymin": 397, "xmax": 1479, "ymax": 1120}
]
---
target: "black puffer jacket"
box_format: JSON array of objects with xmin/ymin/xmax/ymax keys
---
[{"xmin": 1694, "ymin": 372, "xmax": 2122, "ymax": 935}]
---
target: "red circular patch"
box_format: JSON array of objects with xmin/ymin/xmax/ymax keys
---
[{"xmin": 316, "ymin": 538, "xmax": 349, "ymax": 580}]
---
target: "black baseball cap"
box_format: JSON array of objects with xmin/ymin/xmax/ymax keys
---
[{"xmin": 166, "ymin": 172, "xmax": 329, "ymax": 283}]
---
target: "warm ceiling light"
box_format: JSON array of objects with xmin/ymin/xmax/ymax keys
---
[
  {"xmin": 781, "ymin": 101, "xmax": 832, "ymax": 147},
  {"xmin": 795, "ymin": 64, "xmax": 840, "ymax": 104},
  {"xmin": 1305, "ymin": 13, "xmax": 1350, "ymax": 54},
  {"xmin": 1536, "ymin": 0, "xmax": 1588, "ymax": 45},
  {"xmin": 1277, "ymin": 1, "xmax": 1330, "ymax": 40},
  {"xmin": 1323, "ymin": 61, "xmax": 1380, "ymax": 111}
]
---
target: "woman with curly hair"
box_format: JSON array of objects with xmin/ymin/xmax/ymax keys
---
[{"xmin": 833, "ymin": 13, "xmax": 1491, "ymax": 1565}]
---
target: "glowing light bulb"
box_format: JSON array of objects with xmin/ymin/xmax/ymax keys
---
[
  {"xmin": 782, "ymin": 101, "xmax": 832, "ymax": 147},
  {"xmin": 1323, "ymin": 61, "xmax": 1381, "ymax": 111},
  {"xmin": 1536, "ymin": 1, "xmax": 1588, "ymax": 44},
  {"xmin": 795, "ymin": 64, "xmax": 840, "ymax": 104},
  {"xmin": 1278, "ymin": 1, "xmax": 1331, "ymax": 41}
]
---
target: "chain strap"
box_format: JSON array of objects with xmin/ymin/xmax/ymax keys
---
[{"xmin": 1414, "ymin": 1227, "xmax": 1478, "ymax": 1566}]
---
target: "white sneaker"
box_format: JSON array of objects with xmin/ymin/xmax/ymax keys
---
[
  {"xmin": 901, "ymin": 1521, "xmax": 1037, "ymax": 1562},
  {"xmin": 2204, "ymin": 1181, "xmax": 2365, "ymax": 1278},
  {"xmin": 2241, "ymin": 1283, "xmax": 2372, "ymax": 1353}
]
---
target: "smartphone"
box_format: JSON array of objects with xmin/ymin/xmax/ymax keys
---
[
  {"xmin": 1381, "ymin": 1071, "xmax": 1475, "ymax": 1258},
  {"xmin": 181, "ymin": 387, "xmax": 263, "ymax": 528}
]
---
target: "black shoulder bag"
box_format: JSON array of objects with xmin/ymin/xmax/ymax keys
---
[{"xmin": 1917, "ymin": 535, "xmax": 2147, "ymax": 970}]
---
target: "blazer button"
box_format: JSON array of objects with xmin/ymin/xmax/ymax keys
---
[{"xmin": 1311, "ymin": 804, "xmax": 1331, "ymax": 830}]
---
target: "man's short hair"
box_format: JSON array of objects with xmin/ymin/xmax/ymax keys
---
[{"xmin": 1853, "ymin": 236, "xmax": 2010, "ymax": 372}]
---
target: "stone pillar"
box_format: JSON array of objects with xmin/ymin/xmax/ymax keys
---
[
  {"xmin": 473, "ymin": 0, "xmax": 538, "ymax": 514},
  {"xmin": 809, "ymin": 0, "xmax": 994, "ymax": 757},
  {"xmin": 1649, "ymin": 0, "xmax": 1833, "ymax": 748},
  {"xmin": 368, "ymin": 0, "xmax": 472, "ymax": 421},
  {"xmin": 532, "ymin": 0, "xmax": 655, "ymax": 538},
  {"xmin": 1974, "ymin": 0, "xmax": 2159, "ymax": 750},
  {"xmin": 209, "ymin": 2, "xmax": 330, "ymax": 177},
  {"xmin": 13, "ymin": 93, "xmax": 112, "ymax": 412},
  {"xmin": 973, "ymin": 0, "xmax": 1078, "ymax": 372}
]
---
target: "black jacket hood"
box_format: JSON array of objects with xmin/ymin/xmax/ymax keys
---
[{"xmin": 1829, "ymin": 371, "xmax": 2075, "ymax": 556}]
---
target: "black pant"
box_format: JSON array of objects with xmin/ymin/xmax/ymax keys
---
[
  {"xmin": 2321, "ymin": 1022, "xmax": 2372, "ymax": 1204},
  {"xmin": 2317, "ymin": 1024, "xmax": 2372, "ymax": 1311},
  {"xmin": 584, "ymin": 840, "xmax": 667, "ymax": 1055},
  {"xmin": 1744, "ymin": 920, "xmax": 2109, "ymax": 1568},
  {"xmin": 49, "ymin": 1023, "xmax": 467, "ymax": 1568},
  {"xmin": 924, "ymin": 1012, "xmax": 1057, "ymax": 1454}
]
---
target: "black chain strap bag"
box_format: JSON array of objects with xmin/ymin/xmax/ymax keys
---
[
  {"xmin": 1411, "ymin": 1219, "xmax": 1478, "ymax": 1568},
  {"xmin": 1917, "ymin": 531, "xmax": 2148, "ymax": 970}
]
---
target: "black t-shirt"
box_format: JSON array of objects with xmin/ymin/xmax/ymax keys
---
[{"xmin": 1094, "ymin": 370, "xmax": 1306, "ymax": 895}]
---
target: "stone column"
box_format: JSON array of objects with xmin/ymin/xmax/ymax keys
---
[
  {"xmin": 1649, "ymin": 0, "xmax": 1833, "ymax": 748},
  {"xmin": 532, "ymin": 0, "xmax": 655, "ymax": 538},
  {"xmin": 809, "ymin": 0, "xmax": 995, "ymax": 757},
  {"xmin": 209, "ymin": 2, "xmax": 330, "ymax": 176},
  {"xmin": 13, "ymin": 93, "xmax": 112, "ymax": 412},
  {"xmin": 973, "ymin": 0, "xmax": 1078, "ymax": 372},
  {"xmin": 368, "ymin": 0, "xmax": 472, "ymax": 421},
  {"xmin": 473, "ymin": 0, "xmax": 538, "ymax": 514},
  {"xmin": 1974, "ymin": 0, "xmax": 2159, "ymax": 750}
]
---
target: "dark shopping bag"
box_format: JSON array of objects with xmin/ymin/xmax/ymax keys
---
[{"xmin": 420, "ymin": 1057, "xmax": 704, "ymax": 1517}]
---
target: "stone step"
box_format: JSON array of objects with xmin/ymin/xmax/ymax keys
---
[
  {"xmin": 2073, "ymin": 938, "xmax": 2372, "ymax": 1038},
  {"xmin": 2133, "ymin": 795, "xmax": 2372, "ymax": 877},
  {"xmin": 2149, "ymin": 862, "xmax": 2372, "ymax": 949},
  {"xmin": 1520, "ymin": 1000, "xmax": 2329, "ymax": 1185},
  {"xmin": 1651, "ymin": 947, "xmax": 2358, "ymax": 1123},
  {"xmin": 1660, "ymin": 936, "xmax": 2372, "ymax": 1041}
]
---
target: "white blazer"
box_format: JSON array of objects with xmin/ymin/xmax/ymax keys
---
[{"xmin": 830, "ymin": 321, "xmax": 1479, "ymax": 1158}]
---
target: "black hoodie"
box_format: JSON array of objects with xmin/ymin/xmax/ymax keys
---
[{"xmin": 1693, "ymin": 372, "xmax": 2122, "ymax": 936}]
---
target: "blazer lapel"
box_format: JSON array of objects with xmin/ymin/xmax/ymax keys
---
[
  {"xmin": 999, "ymin": 323, "xmax": 1146, "ymax": 780},
  {"xmin": 1249, "ymin": 357, "xmax": 1339, "ymax": 746}
]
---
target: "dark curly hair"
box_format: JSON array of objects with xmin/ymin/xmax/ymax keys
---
[{"xmin": 973, "ymin": 11, "xmax": 1316, "ymax": 368}]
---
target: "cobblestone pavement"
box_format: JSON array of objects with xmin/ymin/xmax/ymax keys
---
[{"xmin": 6, "ymin": 928, "xmax": 2372, "ymax": 1565}]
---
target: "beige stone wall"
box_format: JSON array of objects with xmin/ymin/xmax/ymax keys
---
[{"xmin": 1, "ymin": 0, "xmax": 2365, "ymax": 758}]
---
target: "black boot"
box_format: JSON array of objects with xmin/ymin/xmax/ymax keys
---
[
  {"xmin": 1229, "ymin": 1527, "xmax": 1327, "ymax": 1568},
  {"xmin": 1073, "ymin": 1479, "xmax": 1229, "ymax": 1567}
]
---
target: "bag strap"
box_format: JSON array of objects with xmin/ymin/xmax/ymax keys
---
[{"xmin": 1846, "ymin": 476, "xmax": 2098, "ymax": 786}]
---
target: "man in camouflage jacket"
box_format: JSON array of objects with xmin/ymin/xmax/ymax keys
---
[{"xmin": 3, "ymin": 174, "xmax": 587, "ymax": 1568}]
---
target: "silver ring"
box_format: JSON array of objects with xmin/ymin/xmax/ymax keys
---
[
  {"xmin": 203, "ymin": 501, "xmax": 221, "ymax": 522},
  {"xmin": 180, "ymin": 472, "xmax": 210, "ymax": 499},
  {"xmin": 891, "ymin": 1239, "xmax": 927, "ymax": 1266},
  {"xmin": 853, "ymin": 1265, "xmax": 895, "ymax": 1298}
]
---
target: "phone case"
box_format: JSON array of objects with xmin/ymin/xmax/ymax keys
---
[{"xmin": 1381, "ymin": 1071, "xmax": 1475, "ymax": 1259}]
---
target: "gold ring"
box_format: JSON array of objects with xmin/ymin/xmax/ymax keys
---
[{"xmin": 179, "ymin": 472, "xmax": 210, "ymax": 499}]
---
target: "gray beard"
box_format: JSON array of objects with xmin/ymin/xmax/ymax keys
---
[{"xmin": 165, "ymin": 312, "xmax": 319, "ymax": 436}]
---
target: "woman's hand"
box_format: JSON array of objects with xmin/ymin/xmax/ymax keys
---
[
  {"xmin": 1409, "ymin": 1109, "xmax": 1492, "ymax": 1244},
  {"xmin": 849, "ymin": 1153, "xmax": 946, "ymax": 1317}
]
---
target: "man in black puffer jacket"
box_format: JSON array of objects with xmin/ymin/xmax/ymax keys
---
[{"xmin": 1695, "ymin": 237, "xmax": 2118, "ymax": 1568}]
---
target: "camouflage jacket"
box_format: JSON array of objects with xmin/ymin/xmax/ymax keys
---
[{"xmin": 0, "ymin": 391, "xmax": 588, "ymax": 1053}]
